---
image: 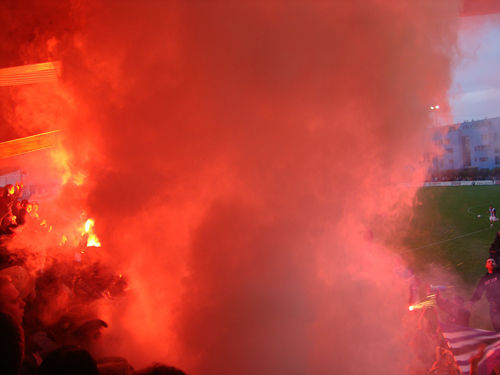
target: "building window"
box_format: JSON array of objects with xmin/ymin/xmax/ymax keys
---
[
  {"xmin": 474, "ymin": 145, "xmax": 490, "ymax": 152},
  {"xmin": 449, "ymin": 160, "xmax": 454, "ymax": 167},
  {"xmin": 463, "ymin": 136, "xmax": 471, "ymax": 167},
  {"xmin": 495, "ymin": 146, "xmax": 500, "ymax": 153},
  {"xmin": 445, "ymin": 148, "xmax": 453, "ymax": 153},
  {"xmin": 496, "ymin": 156, "xmax": 500, "ymax": 164},
  {"xmin": 443, "ymin": 139, "xmax": 450, "ymax": 145},
  {"xmin": 440, "ymin": 160, "xmax": 444, "ymax": 168},
  {"xmin": 482, "ymin": 134, "xmax": 489, "ymax": 142},
  {"xmin": 479, "ymin": 157, "xmax": 488, "ymax": 162}
]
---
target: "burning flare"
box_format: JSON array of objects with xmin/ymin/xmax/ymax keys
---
[
  {"xmin": 81, "ymin": 218, "xmax": 101, "ymax": 247},
  {"xmin": 409, "ymin": 294, "xmax": 437, "ymax": 311}
]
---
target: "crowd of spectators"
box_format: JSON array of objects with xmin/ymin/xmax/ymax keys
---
[
  {"xmin": 426, "ymin": 168, "xmax": 500, "ymax": 182},
  {"xmin": 10, "ymin": 177, "xmax": 500, "ymax": 374},
  {"xmin": 406, "ymin": 229, "xmax": 500, "ymax": 374},
  {"xmin": 428, "ymin": 176, "xmax": 490, "ymax": 182},
  {"xmin": 0, "ymin": 183, "xmax": 186, "ymax": 375},
  {"xmin": 0, "ymin": 183, "xmax": 34, "ymax": 235},
  {"xmin": 427, "ymin": 167, "xmax": 500, "ymax": 183},
  {"xmin": 406, "ymin": 283, "xmax": 464, "ymax": 375}
]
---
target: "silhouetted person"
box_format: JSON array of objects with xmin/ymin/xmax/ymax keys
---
[
  {"xmin": 470, "ymin": 258, "xmax": 500, "ymax": 331},
  {"xmin": 135, "ymin": 364, "xmax": 186, "ymax": 375},
  {"xmin": 71, "ymin": 319, "xmax": 108, "ymax": 353},
  {"xmin": 0, "ymin": 184, "xmax": 16, "ymax": 223},
  {"xmin": 436, "ymin": 292, "xmax": 470, "ymax": 327},
  {"xmin": 469, "ymin": 343, "xmax": 486, "ymax": 375},
  {"xmin": 490, "ymin": 231, "xmax": 500, "ymax": 264},
  {"xmin": 39, "ymin": 345, "xmax": 100, "ymax": 375},
  {"xmin": 490, "ymin": 205, "xmax": 498, "ymax": 228},
  {"xmin": 96, "ymin": 357, "xmax": 134, "ymax": 375},
  {"xmin": 0, "ymin": 276, "xmax": 26, "ymax": 375},
  {"xmin": 15, "ymin": 200, "xmax": 31, "ymax": 226},
  {"xmin": 13, "ymin": 182, "xmax": 23, "ymax": 201},
  {"xmin": 429, "ymin": 346, "xmax": 460, "ymax": 375},
  {"xmin": 0, "ymin": 214, "xmax": 17, "ymax": 235},
  {"xmin": 11, "ymin": 200, "xmax": 21, "ymax": 219},
  {"xmin": 0, "ymin": 275, "xmax": 25, "ymax": 325},
  {"xmin": 0, "ymin": 312, "xmax": 24, "ymax": 375}
]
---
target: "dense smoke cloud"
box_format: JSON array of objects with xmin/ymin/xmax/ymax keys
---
[{"xmin": 1, "ymin": 1, "xmax": 463, "ymax": 374}]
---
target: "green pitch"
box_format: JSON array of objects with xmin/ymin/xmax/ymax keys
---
[{"xmin": 405, "ymin": 185, "xmax": 500, "ymax": 285}]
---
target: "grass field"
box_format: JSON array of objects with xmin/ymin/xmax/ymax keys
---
[{"xmin": 405, "ymin": 185, "xmax": 500, "ymax": 285}]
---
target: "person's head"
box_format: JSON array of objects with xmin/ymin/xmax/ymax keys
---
[
  {"xmin": 0, "ymin": 276, "xmax": 25, "ymax": 324},
  {"xmin": 39, "ymin": 345, "xmax": 100, "ymax": 375},
  {"xmin": 4, "ymin": 185, "xmax": 14, "ymax": 196},
  {"xmin": 486, "ymin": 258, "xmax": 497, "ymax": 273},
  {"xmin": 1, "ymin": 214, "xmax": 16, "ymax": 228},
  {"xmin": 135, "ymin": 364, "xmax": 186, "ymax": 375}
]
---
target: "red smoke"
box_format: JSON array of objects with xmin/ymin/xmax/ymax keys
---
[{"xmin": 1, "ymin": 1, "xmax": 463, "ymax": 374}]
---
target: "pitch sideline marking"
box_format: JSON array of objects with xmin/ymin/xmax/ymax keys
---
[
  {"xmin": 467, "ymin": 203, "xmax": 492, "ymax": 216},
  {"xmin": 406, "ymin": 227, "xmax": 491, "ymax": 252}
]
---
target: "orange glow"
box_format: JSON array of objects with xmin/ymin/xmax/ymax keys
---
[
  {"xmin": 0, "ymin": 61, "xmax": 60, "ymax": 86},
  {"xmin": 73, "ymin": 172, "xmax": 86, "ymax": 186},
  {"xmin": 60, "ymin": 235, "xmax": 68, "ymax": 246},
  {"xmin": 50, "ymin": 147, "xmax": 86, "ymax": 186}
]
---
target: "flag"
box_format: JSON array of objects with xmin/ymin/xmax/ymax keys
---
[
  {"xmin": 0, "ymin": 62, "xmax": 60, "ymax": 86},
  {"xmin": 0, "ymin": 131, "xmax": 61, "ymax": 159},
  {"xmin": 441, "ymin": 323, "xmax": 500, "ymax": 375}
]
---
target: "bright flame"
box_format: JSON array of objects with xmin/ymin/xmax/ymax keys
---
[
  {"xmin": 408, "ymin": 294, "xmax": 437, "ymax": 311},
  {"xmin": 81, "ymin": 218, "xmax": 101, "ymax": 247},
  {"xmin": 84, "ymin": 218, "xmax": 95, "ymax": 233},
  {"xmin": 87, "ymin": 233, "xmax": 101, "ymax": 247}
]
